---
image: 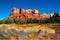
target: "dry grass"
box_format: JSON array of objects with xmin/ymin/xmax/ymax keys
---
[{"xmin": 0, "ymin": 24, "xmax": 60, "ymax": 40}]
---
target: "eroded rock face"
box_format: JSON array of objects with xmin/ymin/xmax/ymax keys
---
[
  {"xmin": 9, "ymin": 8, "xmax": 40, "ymax": 19},
  {"xmin": 41, "ymin": 14, "xmax": 51, "ymax": 19},
  {"xmin": 9, "ymin": 8, "xmax": 51, "ymax": 19}
]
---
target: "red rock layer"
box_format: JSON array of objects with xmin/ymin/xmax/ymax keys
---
[{"xmin": 9, "ymin": 8, "xmax": 51, "ymax": 19}]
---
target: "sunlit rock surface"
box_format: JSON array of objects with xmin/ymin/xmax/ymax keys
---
[{"xmin": 9, "ymin": 8, "xmax": 51, "ymax": 19}]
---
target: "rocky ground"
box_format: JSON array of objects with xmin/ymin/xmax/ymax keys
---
[{"xmin": 0, "ymin": 24, "xmax": 60, "ymax": 40}]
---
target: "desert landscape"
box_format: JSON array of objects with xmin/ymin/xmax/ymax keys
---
[
  {"xmin": 0, "ymin": 0, "xmax": 60, "ymax": 40},
  {"xmin": 0, "ymin": 24, "xmax": 60, "ymax": 40},
  {"xmin": 0, "ymin": 8, "xmax": 60, "ymax": 40}
]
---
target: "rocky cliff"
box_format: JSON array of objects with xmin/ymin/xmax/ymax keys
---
[
  {"xmin": 9, "ymin": 8, "xmax": 51, "ymax": 19},
  {"xmin": 9, "ymin": 8, "xmax": 40, "ymax": 19}
]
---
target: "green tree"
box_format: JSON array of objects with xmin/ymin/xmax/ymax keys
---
[
  {"xmin": 27, "ymin": 19, "xmax": 34, "ymax": 23},
  {"xmin": 5, "ymin": 19, "xmax": 14, "ymax": 24},
  {"xmin": 33, "ymin": 19, "xmax": 39, "ymax": 23}
]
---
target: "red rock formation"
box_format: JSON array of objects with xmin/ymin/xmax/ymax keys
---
[
  {"xmin": 41, "ymin": 14, "xmax": 51, "ymax": 19},
  {"xmin": 9, "ymin": 8, "xmax": 20, "ymax": 19},
  {"xmin": 9, "ymin": 8, "xmax": 51, "ymax": 19},
  {"xmin": 9, "ymin": 8, "xmax": 41, "ymax": 19}
]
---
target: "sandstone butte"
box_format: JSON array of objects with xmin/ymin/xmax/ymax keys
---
[{"xmin": 8, "ymin": 8, "xmax": 51, "ymax": 19}]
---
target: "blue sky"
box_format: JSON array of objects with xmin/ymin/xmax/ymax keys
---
[{"xmin": 0, "ymin": 0, "xmax": 60, "ymax": 20}]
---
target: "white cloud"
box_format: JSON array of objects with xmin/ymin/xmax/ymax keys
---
[
  {"xmin": 43, "ymin": 13, "xmax": 47, "ymax": 15},
  {"xmin": 0, "ymin": 17, "xmax": 5, "ymax": 20}
]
